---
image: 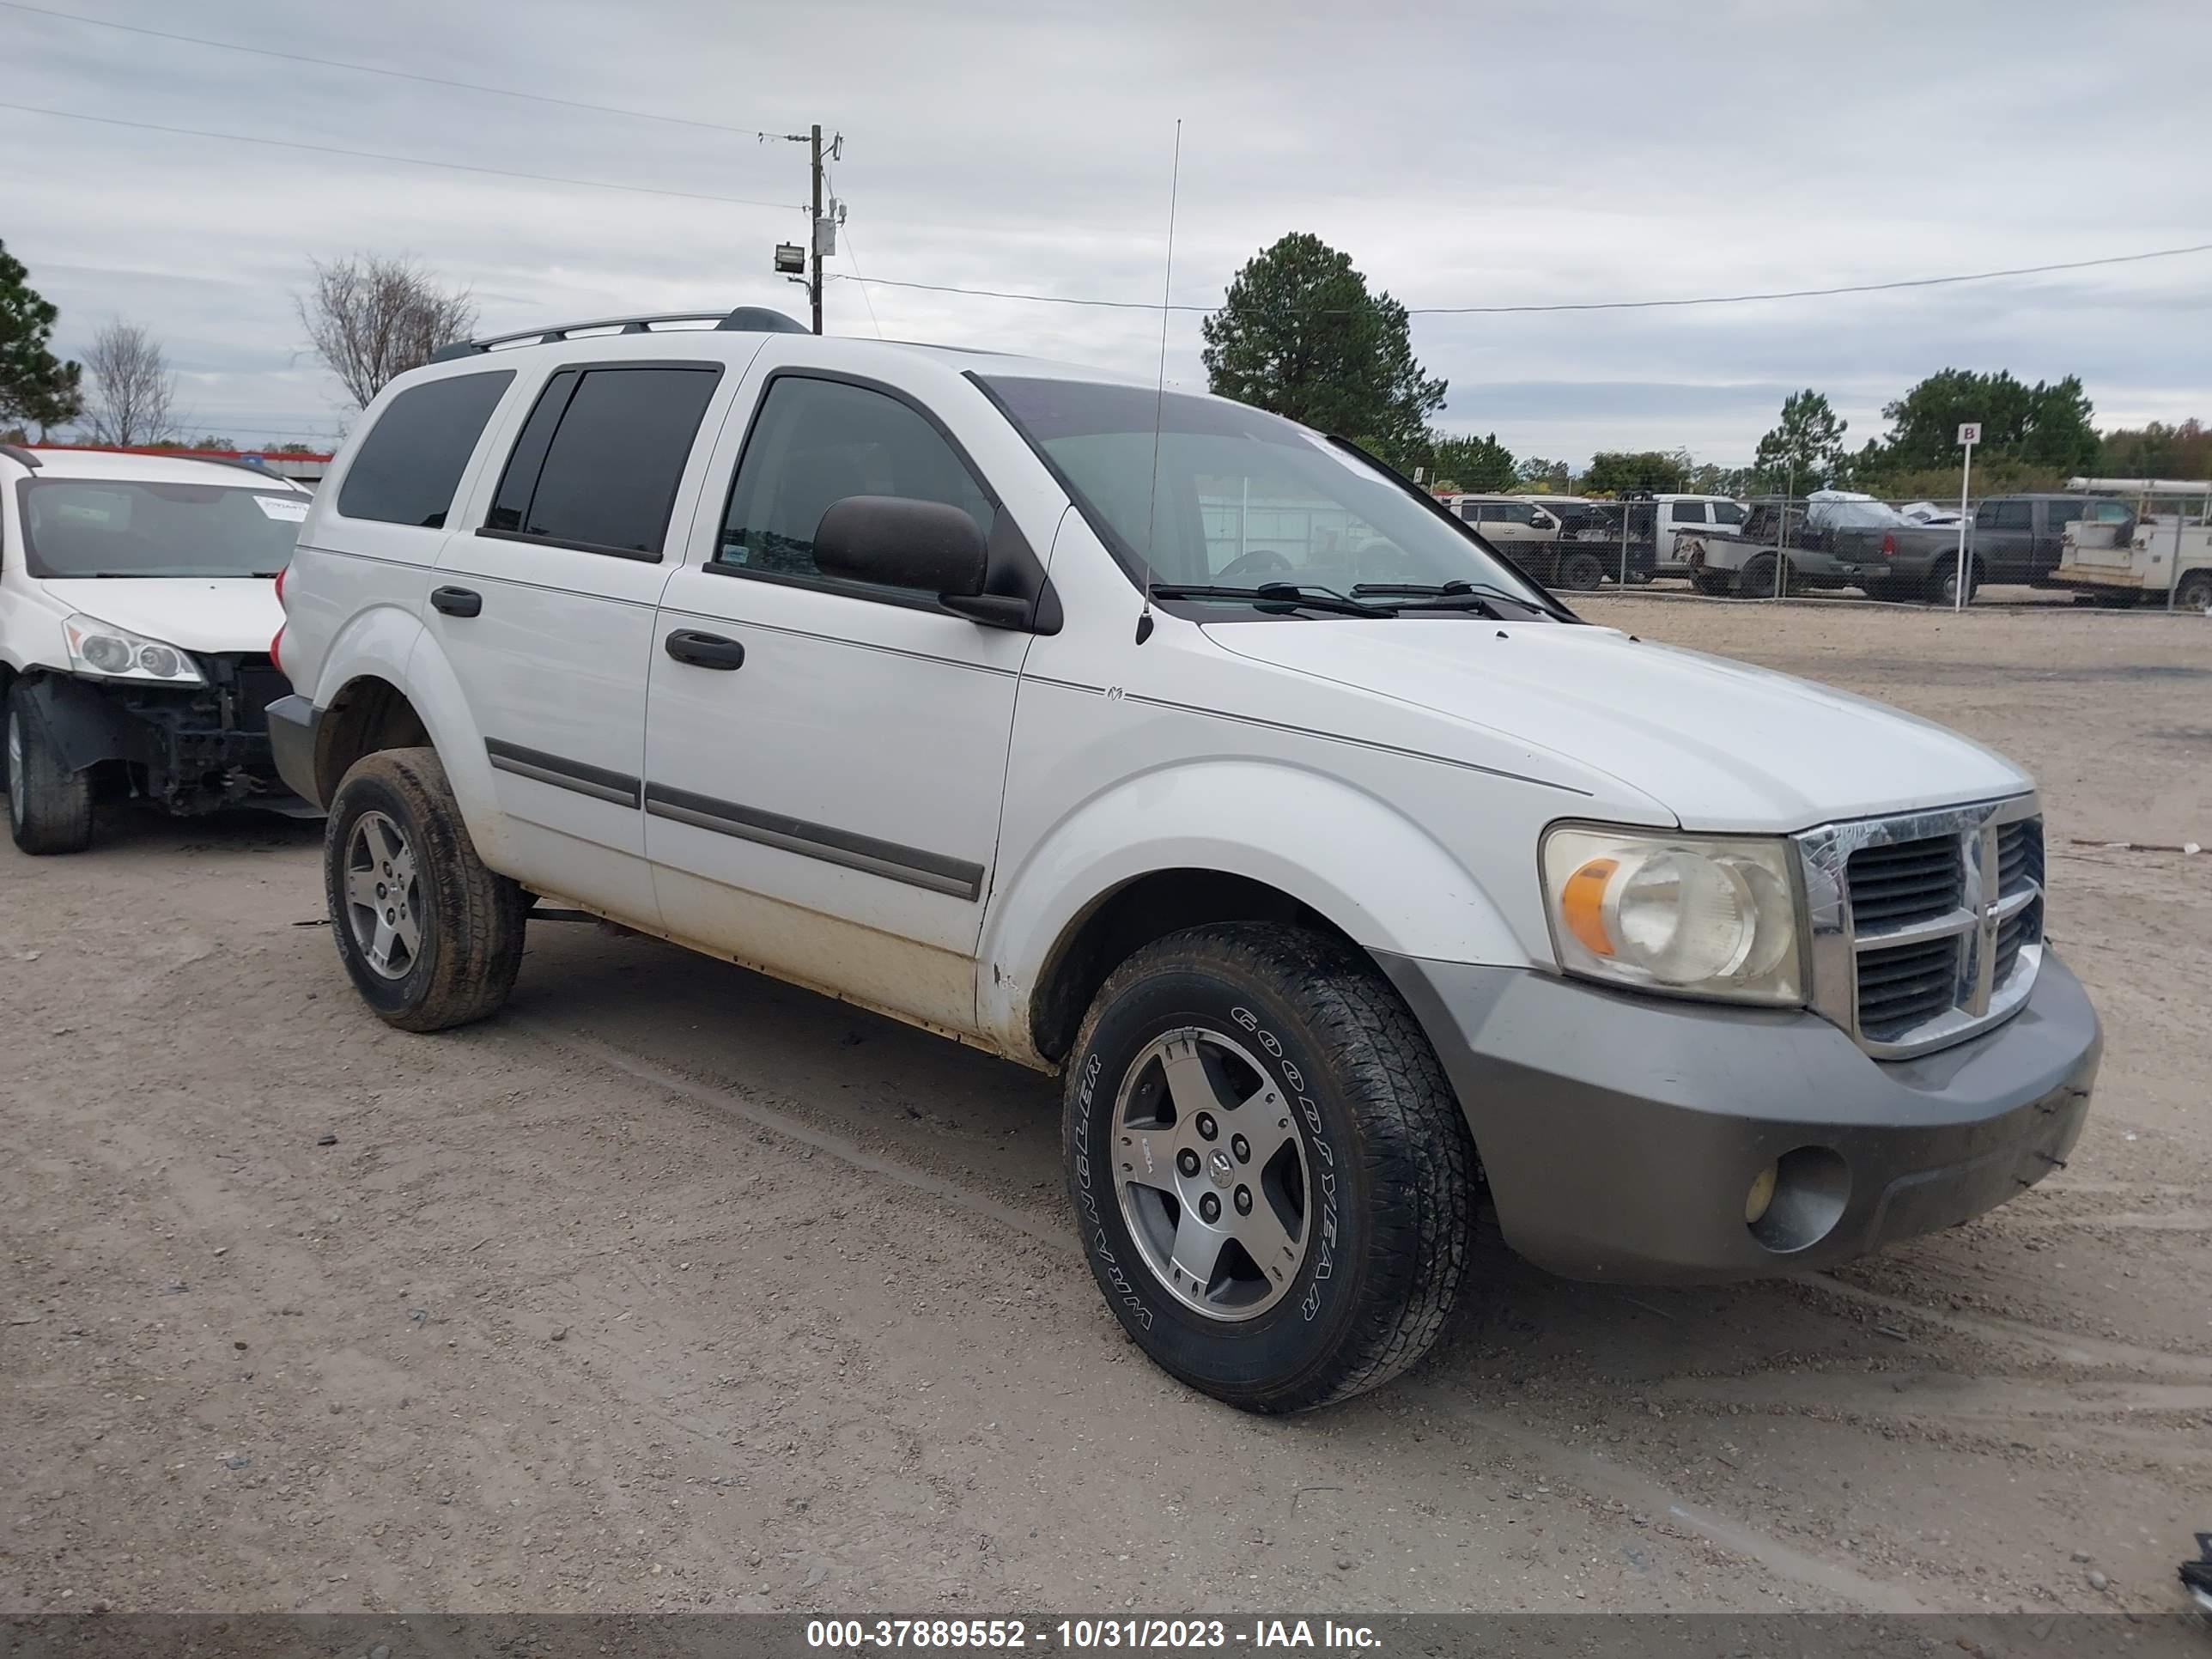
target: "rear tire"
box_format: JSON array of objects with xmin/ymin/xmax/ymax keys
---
[
  {"xmin": 1737, "ymin": 554, "xmax": 1781, "ymax": 598},
  {"xmin": 2176, "ymin": 571, "xmax": 2212, "ymax": 613},
  {"xmin": 6, "ymin": 685, "xmax": 95, "ymax": 855},
  {"xmin": 1691, "ymin": 569, "xmax": 1734, "ymax": 597},
  {"xmin": 1555, "ymin": 550, "xmax": 1605, "ymax": 592},
  {"xmin": 1924, "ymin": 558, "xmax": 1981, "ymax": 605},
  {"xmin": 1064, "ymin": 922, "xmax": 1478, "ymax": 1413},
  {"xmin": 323, "ymin": 746, "xmax": 526, "ymax": 1031}
]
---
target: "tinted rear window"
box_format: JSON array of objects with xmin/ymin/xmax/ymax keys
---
[
  {"xmin": 337, "ymin": 371, "xmax": 514, "ymax": 528},
  {"xmin": 489, "ymin": 364, "xmax": 720, "ymax": 556}
]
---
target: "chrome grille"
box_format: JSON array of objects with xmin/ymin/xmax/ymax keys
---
[
  {"xmin": 1797, "ymin": 796, "xmax": 2045, "ymax": 1059},
  {"xmin": 1844, "ymin": 836, "xmax": 1962, "ymax": 930},
  {"xmin": 1855, "ymin": 936, "xmax": 1960, "ymax": 1040}
]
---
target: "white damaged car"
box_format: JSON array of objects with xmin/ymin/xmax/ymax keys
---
[{"xmin": 0, "ymin": 444, "xmax": 313, "ymax": 853}]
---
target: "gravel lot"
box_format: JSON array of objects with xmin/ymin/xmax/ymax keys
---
[{"xmin": 3, "ymin": 598, "xmax": 2208, "ymax": 1619}]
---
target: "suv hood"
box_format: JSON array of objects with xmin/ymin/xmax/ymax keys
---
[
  {"xmin": 35, "ymin": 578, "xmax": 281, "ymax": 654},
  {"xmin": 1202, "ymin": 619, "xmax": 2030, "ymax": 831}
]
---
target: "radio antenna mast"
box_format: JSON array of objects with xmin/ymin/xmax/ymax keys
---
[{"xmin": 1136, "ymin": 118, "xmax": 1182, "ymax": 645}]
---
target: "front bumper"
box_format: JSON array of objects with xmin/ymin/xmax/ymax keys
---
[
  {"xmin": 1376, "ymin": 951, "xmax": 2100, "ymax": 1284},
  {"xmin": 23, "ymin": 671, "xmax": 306, "ymax": 817}
]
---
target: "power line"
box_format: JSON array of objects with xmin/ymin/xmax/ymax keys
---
[
  {"xmin": 835, "ymin": 240, "xmax": 2212, "ymax": 317},
  {"xmin": 0, "ymin": 101, "xmax": 809, "ymax": 213},
  {"xmin": 0, "ymin": 0, "xmax": 799, "ymax": 143}
]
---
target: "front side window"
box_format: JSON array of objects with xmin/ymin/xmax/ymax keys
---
[
  {"xmin": 1711, "ymin": 501, "xmax": 1747, "ymax": 526},
  {"xmin": 17, "ymin": 479, "xmax": 306, "ymax": 579},
  {"xmin": 486, "ymin": 364, "xmax": 721, "ymax": 557},
  {"xmin": 337, "ymin": 370, "xmax": 514, "ymax": 528},
  {"xmin": 1993, "ymin": 500, "xmax": 2033, "ymax": 530},
  {"xmin": 718, "ymin": 375, "xmax": 994, "ymax": 594},
  {"xmin": 980, "ymin": 375, "xmax": 1550, "ymax": 613}
]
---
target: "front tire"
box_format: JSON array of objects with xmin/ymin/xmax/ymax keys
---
[
  {"xmin": 323, "ymin": 747, "xmax": 526, "ymax": 1031},
  {"xmin": 1064, "ymin": 923, "xmax": 1477, "ymax": 1413},
  {"xmin": 6, "ymin": 685, "xmax": 95, "ymax": 855}
]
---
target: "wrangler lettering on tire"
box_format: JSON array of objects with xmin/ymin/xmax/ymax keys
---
[{"xmin": 1063, "ymin": 923, "xmax": 1477, "ymax": 1413}]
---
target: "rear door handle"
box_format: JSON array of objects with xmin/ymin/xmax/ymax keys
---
[
  {"xmin": 430, "ymin": 586, "xmax": 483, "ymax": 618},
  {"xmin": 664, "ymin": 629, "xmax": 746, "ymax": 671}
]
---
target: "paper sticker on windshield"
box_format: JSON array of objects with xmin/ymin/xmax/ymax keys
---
[{"xmin": 253, "ymin": 495, "xmax": 308, "ymax": 522}]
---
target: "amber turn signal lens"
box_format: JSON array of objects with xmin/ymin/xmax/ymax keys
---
[{"xmin": 1559, "ymin": 857, "xmax": 1618, "ymax": 957}]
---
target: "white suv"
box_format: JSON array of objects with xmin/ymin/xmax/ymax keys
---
[
  {"xmin": 2, "ymin": 444, "xmax": 312, "ymax": 852},
  {"xmin": 269, "ymin": 307, "xmax": 2100, "ymax": 1413}
]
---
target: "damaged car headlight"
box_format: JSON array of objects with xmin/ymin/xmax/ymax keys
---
[
  {"xmin": 1540, "ymin": 824, "xmax": 1804, "ymax": 1005},
  {"xmin": 61, "ymin": 615, "xmax": 206, "ymax": 687}
]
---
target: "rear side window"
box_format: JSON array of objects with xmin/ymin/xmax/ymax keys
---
[
  {"xmin": 1670, "ymin": 501, "xmax": 1709, "ymax": 525},
  {"xmin": 337, "ymin": 371, "xmax": 514, "ymax": 528},
  {"xmin": 717, "ymin": 374, "xmax": 993, "ymax": 595},
  {"xmin": 486, "ymin": 364, "xmax": 721, "ymax": 558}
]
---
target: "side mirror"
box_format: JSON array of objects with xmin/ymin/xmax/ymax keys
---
[{"xmin": 813, "ymin": 495, "xmax": 988, "ymax": 597}]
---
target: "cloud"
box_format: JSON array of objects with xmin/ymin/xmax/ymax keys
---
[{"xmin": 6, "ymin": 0, "xmax": 2208, "ymax": 464}]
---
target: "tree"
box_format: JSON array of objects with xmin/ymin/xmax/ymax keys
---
[
  {"xmin": 0, "ymin": 240, "xmax": 83, "ymax": 434},
  {"xmin": 297, "ymin": 254, "xmax": 477, "ymax": 409},
  {"xmin": 1873, "ymin": 368, "xmax": 2099, "ymax": 475},
  {"xmin": 82, "ymin": 319, "xmax": 177, "ymax": 447},
  {"xmin": 1753, "ymin": 389, "xmax": 1849, "ymax": 490},
  {"xmin": 1581, "ymin": 450, "xmax": 1687, "ymax": 494},
  {"xmin": 1200, "ymin": 234, "xmax": 1445, "ymax": 458},
  {"xmin": 1516, "ymin": 457, "xmax": 1571, "ymax": 492},
  {"xmin": 2097, "ymin": 418, "xmax": 2210, "ymax": 480},
  {"xmin": 1686, "ymin": 462, "xmax": 1752, "ymax": 496},
  {"xmin": 1427, "ymin": 430, "xmax": 1517, "ymax": 492}
]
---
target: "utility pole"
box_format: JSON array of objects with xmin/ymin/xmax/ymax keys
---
[
  {"xmin": 808, "ymin": 122, "xmax": 824, "ymax": 335},
  {"xmin": 770, "ymin": 124, "xmax": 837, "ymax": 332}
]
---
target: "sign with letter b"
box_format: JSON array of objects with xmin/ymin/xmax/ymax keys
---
[{"xmin": 1957, "ymin": 422, "xmax": 1982, "ymax": 446}]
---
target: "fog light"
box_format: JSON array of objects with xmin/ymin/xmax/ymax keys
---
[{"xmin": 1745, "ymin": 1163, "xmax": 1778, "ymax": 1225}]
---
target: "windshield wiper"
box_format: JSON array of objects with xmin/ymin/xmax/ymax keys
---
[
  {"xmin": 1149, "ymin": 581, "xmax": 1399, "ymax": 618},
  {"xmin": 1352, "ymin": 580, "xmax": 1559, "ymax": 618}
]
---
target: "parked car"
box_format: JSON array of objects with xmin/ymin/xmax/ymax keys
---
[
  {"xmin": 2057, "ymin": 510, "xmax": 2212, "ymax": 611},
  {"xmin": 1644, "ymin": 494, "xmax": 1749, "ymax": 575},
  {"xmin": 1443, "ymin": 494, "xmax": 1648, "ymax": 588},
  {"xmin": 0, "ymin": 444, "xmax": 312, "ymax": 853},
  {"xmin": 270, "ymin": 307, "xmax": 2100, "ymax": 1413},
  {"xmin": 1815, "ymin": 492, "xmax": 2133, "ymax": 604},
  {"xmin": 1684, "ymin": 495, "xmax": 1904, "ymax": 598}
]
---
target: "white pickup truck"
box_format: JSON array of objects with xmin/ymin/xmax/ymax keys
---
[{"xmin": 267, "ymin": 308, "xmax": 2100, "ymax": 1413}]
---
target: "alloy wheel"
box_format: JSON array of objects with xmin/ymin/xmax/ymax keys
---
[
  {"xmin": 1112, "ymin": 1026, "xmax": 1312, "ymax": 1322},
  {"xmin": 342, "ymin": 810, "xmax": 422, "ymax": 979}
]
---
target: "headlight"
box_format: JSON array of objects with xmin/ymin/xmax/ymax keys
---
[
  {"xmin": 60, "ymin": 615, "xmax": 205, "ymax": 687},
  {"xmin": 1540, "ymin": 824, "xmax": 1803, "ymax": 1005}
]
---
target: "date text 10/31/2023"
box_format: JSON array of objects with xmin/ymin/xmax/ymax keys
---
[{"xmin": 805, "ymin": 1620, "xmax": 1384, "ymax": 1650}]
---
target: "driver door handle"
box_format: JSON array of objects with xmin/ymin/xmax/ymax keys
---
[
  {"xmin": 430, "ymin": 586, "xmax": 482, "ymax": 617},
  {"xmin": 665, "ymin": 629, "xmax": 746, "ymax": 671}
]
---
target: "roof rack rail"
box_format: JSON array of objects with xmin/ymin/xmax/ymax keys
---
[
  {"xmin": 0, "ymin": 441, "xmax": 42, "ymax": 469},
  {"xmin": 429, "ymin": 306, "xmax": 808, "ymax": 363}
]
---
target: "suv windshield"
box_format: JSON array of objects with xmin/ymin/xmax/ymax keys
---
[
  {"xmin": 978, "ymin": 375, "xmax": 1553, "ymax": 614},
  {"xmin": 17, "ymin": 478, "xmax": 307, "ymax": 580}
]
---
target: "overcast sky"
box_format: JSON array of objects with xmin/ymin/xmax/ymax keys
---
[{"xmin": 7, "ymin": 0, "xmax": 2209, "ymax": 465}]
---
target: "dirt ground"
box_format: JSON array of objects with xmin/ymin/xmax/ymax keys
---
[{"xmin": 3, "ymin": 598, "xmax": 2208, "ymax": 1620}]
